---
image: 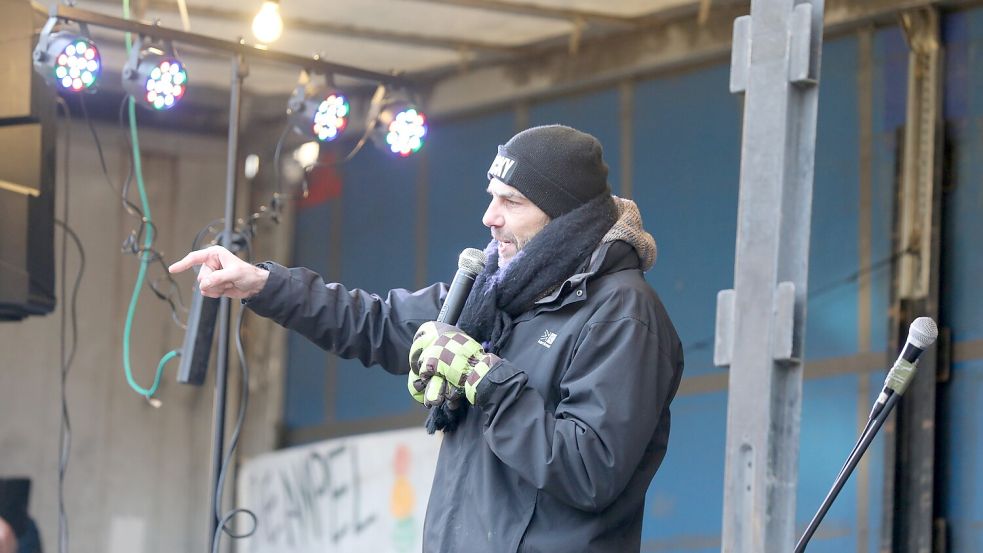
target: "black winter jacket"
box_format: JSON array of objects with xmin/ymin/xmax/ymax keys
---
[{"xmin": 246, "ymin": 239, "xmax": 684, "ymax": 552}]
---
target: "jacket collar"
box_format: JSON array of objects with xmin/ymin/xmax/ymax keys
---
[{"xmin": 533, "ymin": 240, "xmax": 640, "ymax": 307}]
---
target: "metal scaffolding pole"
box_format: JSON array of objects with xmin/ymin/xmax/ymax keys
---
[
  {"xmin": 886, "ymin": 8, "xmax": 944, "ymax": 552},
  {"xmin": 715, "ymin": 1, "xmax": 825, "ymax": 551}
]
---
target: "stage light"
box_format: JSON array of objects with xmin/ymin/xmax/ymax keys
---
[
  {"xmin": 369, "ymin": 87, "xmax": 427, "ymax": 158},
  {"xmin": 122, "ymin": 38, "xmax": 189, "ymax": 111},
  {"xmin": 32, "ymin": 18, "xmax": 102, "ymax": 93},
  {"xmin": 287, "ymin": 81, "xmax": 350, "ymax": 143},
  {"xmin": 252, "ymin": 0, "xmax": 283, "ymax": 44},
  {"xmin": 378, "ymin": 104, "xmax": 427, "ymax": 157}
]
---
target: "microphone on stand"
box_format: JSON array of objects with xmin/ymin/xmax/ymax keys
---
[
  {"xmin": 795, "ymin": 317, "xmax": 939, "ymax": 553},
  {"xmin": 868, "ymin": 317, "xmax": 939, "ymax": 420},
  {"xmin": 424, "ymin": 247, "xmax": 486, "ymax": 434}
]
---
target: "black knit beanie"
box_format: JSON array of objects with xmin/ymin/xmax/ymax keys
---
[{"xmin": 486, "ymin": 125, "xmax": 611, "ymax": 219}]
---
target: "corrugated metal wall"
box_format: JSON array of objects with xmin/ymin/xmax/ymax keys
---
[
  {"xmin": 281, "ymin": 8, "xmax": 983, "ymax": 551},
  {"xmin": 940, "ymin": 8, "xmax": 983, "ymax": 553}
]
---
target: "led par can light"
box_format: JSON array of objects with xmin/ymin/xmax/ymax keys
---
[
  {"xmin": 374, "ymin": 101, "xmax": 427, "ymax": 158},
  {"xmin": 33, "ymin": 18, "xmax": 102, "ymax": 93},
  {"xmin": 287, "ymin": 85, "xmax": 350, "ymax": 143},
  {"xmin": 122, "ymin": 40, "xmax": 188, "ymax": 111}
]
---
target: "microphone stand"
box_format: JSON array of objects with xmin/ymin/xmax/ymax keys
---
[
  {"xmin": 207, "ymin": 52, "xmax": 245, "ymax": 551},
  {"xmin": 794, "ymin": 390, "xmax": 901, "ymax": 552}
]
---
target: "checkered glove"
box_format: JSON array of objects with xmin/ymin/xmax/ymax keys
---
[
  {"xmin": 407, "ymin": 321, "xmax": 443, "ymax": 404},
  {"xmin": 408, "ymin": 321, "xmax": 499, "ymax": 406}
]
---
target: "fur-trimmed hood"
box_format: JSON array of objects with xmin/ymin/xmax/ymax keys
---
[{"xmin": 602, "ymin": 197, "xmax": 657, "ymax": 271}]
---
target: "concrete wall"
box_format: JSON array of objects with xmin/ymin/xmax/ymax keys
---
[{"xmin": 0, "ymin": 113, "xmax": 287, "ymax": 553}]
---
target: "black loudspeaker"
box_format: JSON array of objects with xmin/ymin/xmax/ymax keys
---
[
  {"xmin": 0, "ymin": 478, "xmax": 31, "ymax": 537},
  {"xmin": 176, "ymin": 283, "xmax": 220, "ymax": 385},
  {"xmin": 0, "ymin": 0, "xmax": 57, "ymax": 321}
]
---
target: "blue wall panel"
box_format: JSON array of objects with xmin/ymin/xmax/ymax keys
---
[
  {"xmin": 870, "ymin": 26, "xmax": 908, "ymax": 354},
  {"xmin": 940, "ymin": 10, "xmax": 983, "ymax": 552},
  {"xmin": 942, "ymin": 8, "xmax": 983, "ymax": 344},
  {"xmin": 879, "ymin": 27, "xmax": 910, "ymax": 132},
  {"xmin": 643, "ymin": 390, "xmax": 727, "ymax": 547},
  {"xmin": 337, "ymin": 147, "xmax": 420, "ymax": 294},
  {"xmin": 529, "ymin": 88, "xmax": 625, "ymax": 196},
  {"xmin": 944, "ymin": 10, "xmax": 972, "ymax": 121},
  {"xmin": 632, "ymin": 63, "xmax": 742, "ymax": 377},
  {"xmin": 796, "ymin": 375, "xmax": 863, "ymax": 548},
  {"xmin": 284, "ymin": 333, "xmax": 328, "ymax": 429},
  {"xmin": 425, "ymin": 112, "xmax": 517, "ymax": 283},
  {"xmin": 940, "ymin": 360, "xmax": 983, "ymax": 552},
  {"xmin": 283, "ymin": 197, "xmax": 333, "ymax": 428},
  {"xmin": 806, "ymin": 35, "xmax": 861, "ymax": 361},
  {"xmin": 331, "ymin": 147, "xmax": 422, "ymax": 421}
]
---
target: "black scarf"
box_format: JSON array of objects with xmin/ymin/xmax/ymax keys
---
[{"xmin": 426, "ymin": 194, "xmax": 619, "ymax": 433}]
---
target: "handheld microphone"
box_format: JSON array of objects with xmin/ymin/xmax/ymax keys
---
[
  {"xmin": 871, "ymin": 317, "xmax": 938, "ymax": 415},
  {"xmin": 423, "ymin": 248, "xmax": 486, "ymax": 434},
  {"xmin": 436, "ymin": 248, "xmax": 486, "ymax": 325}
]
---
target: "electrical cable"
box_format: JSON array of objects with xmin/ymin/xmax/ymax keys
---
[
  {"xmin": 117, "ymin": 95, "xmax": 182, "ymax": 398},
  {"xmin": 210, "ymin": 261, "xmax": 257, "ymax": 553},
  {"xmin": 53, "ymin": 95, "xmax": 82, "ymax": 553},
  {"xmin": 273, "ymin": 98, "xmax": 380, "ymax": 207},
  {"xmin": 78, "ymin": 93, "xmax": 189, "ymax": 327},
  {"xmin": 68, "ymin": 0, "xmax": 181, "ymax": 400},
  {"xmin": 78, "ymin": 95, "xmax": 144, "ymax": 218},
  {"xmin": 112, "ymin": 96, "xmax": 190, "ymax": 325},
  {"xmin": 683, "ymin": 246, "xmax": 920, "ymax": 357},
  {"xmin": 53, "ymin": 219, "xmax": 83, "ymax": 553},
  {"xmin": 272, "ymin": 123, "xmax": 295, "ymax": 203},
  {"xmin": 192, "ymin": 218, "xmax": 226, "ymax": 251}
]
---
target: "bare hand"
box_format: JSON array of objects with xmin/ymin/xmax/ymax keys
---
[
  {"xmin": 0, "ymin": 517, "xmax": 17, "ymax": 553},
  {"xmin": 168, "ymin": 245, "xmax": 269, "ymax": 299}
]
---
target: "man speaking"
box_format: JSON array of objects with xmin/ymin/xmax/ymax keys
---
[{"xmin": 170, "ymin": 125, "xmax": 684, "ymax": 552}]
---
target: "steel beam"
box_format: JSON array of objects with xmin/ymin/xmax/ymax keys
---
[
  {"xmin": 716, "ymin": 1, "xmax": 825, "ymax": 551},
  {"xmin": 40, "ymin": 4, "xmax": 413, "ymax": 86}
]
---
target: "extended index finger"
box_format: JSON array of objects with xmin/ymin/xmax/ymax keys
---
[{"xmin": 168, "ymin": 249, "xmax": 211, "ymax": 274}]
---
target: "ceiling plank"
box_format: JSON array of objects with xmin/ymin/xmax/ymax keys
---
[
  {"xmin": 398, "ymin": 0, "xmax": 640, "ymax": 26},
  {"xmin": 80, "ymin": 0, "xmax": 525, "ymax": 53}
]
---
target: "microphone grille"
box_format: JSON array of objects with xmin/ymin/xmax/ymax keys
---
[
  {"xmin": 908, "ymin": 317, "xmax": 939, "ymax": 349},
  {"xmin": 458, "ymin": 248, "xmax": 487, "ymax": 276}
]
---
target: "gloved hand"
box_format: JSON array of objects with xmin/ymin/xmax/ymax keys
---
[
  {"xmin": 409, "ymin": 321, "xmax": 499, "ymax": 406},
  {"xmin": 407, "ymin": 321, "xmax": 445, "ymax": 404}
]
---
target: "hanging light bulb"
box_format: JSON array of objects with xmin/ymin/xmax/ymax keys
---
[
  {"xmin": 252, "ymin": 0, "xmax": 283, "ymax": 44},
  {"xmin": 292, "ymin": 141, "xmax": 320, "ymax": 168}
]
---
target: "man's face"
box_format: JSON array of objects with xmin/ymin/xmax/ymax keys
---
[{"xmin": 482, "ymin": 178, "xmax": 550, "ymax": 267}]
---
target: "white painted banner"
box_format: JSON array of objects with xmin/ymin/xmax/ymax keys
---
[{"xmin": 237, "ymin": 427, "xmax": 441, "ymax": 553}]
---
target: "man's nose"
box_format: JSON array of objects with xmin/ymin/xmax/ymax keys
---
[{"xmin": 482, "ymin": 201, "xmax": 503, "ymax": 228}]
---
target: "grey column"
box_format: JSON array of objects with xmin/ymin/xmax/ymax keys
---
[{"xmin": 715, "ymin": 1, "xmax": 825, "ymax": 552}]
